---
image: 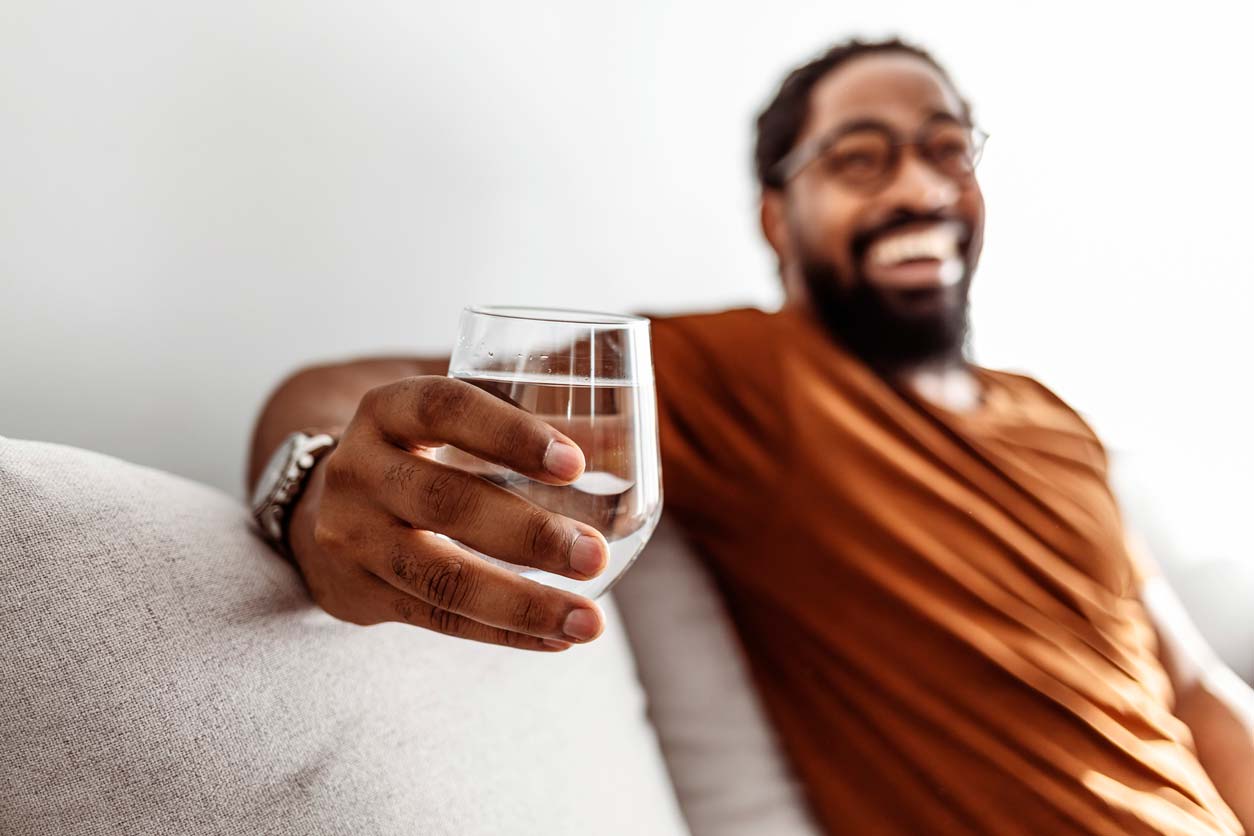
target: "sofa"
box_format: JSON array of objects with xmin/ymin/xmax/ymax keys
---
[
  {"xmin": 0, "ymin": 437, "xmax": 820, "ymax": 835},
  {"xmin": 5, "ymin": 435, "xmax": 1250, "ymax": 835}
]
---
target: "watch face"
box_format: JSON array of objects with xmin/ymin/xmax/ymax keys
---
[{"xmin": 251, "ymin": 435, "xmax": 298, "ymax": 511}]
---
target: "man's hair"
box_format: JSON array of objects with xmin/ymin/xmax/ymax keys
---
[{"xmin": 754, "ymin": 37, "xmax": 973, "ymax": 190}]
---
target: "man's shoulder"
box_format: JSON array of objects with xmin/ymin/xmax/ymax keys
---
[
  {"xmin": 979, "ymin": 366, "xmax": 1071, "ymax": 407},
  {"xmin": 648, "ymin": 306, "xmax": 774, "ymax": 345},
  {"xmin": 651, "ymin": 305, "xmax": 787, "ymax": 370},
  {"xmin": 978, "ymin": 366, "xmax": 1103, "ymax": 442},
  {"xmin": 646, "ymin": 307, "xmax": 784, "ymax": 423},
  {"xmin": 646, "ymin": 307, "xmax": 778, "ymax": 380}
]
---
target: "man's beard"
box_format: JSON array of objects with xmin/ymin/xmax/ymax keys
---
[{"xmin": 801, "ymin": 253, "xmax": 972, "ymax": 374}]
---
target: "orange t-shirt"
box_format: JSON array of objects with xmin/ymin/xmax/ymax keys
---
[{"xmin": 650, "ymin": 307, "xmax": 1241, "ymax": 836}]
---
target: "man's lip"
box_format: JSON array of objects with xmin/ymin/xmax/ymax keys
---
[
  {"xmin": 863, "ymin": 256, "xmax": 965, "ymax": 289},
  {"xmin": 883, "ymin": 281, "xmax": 962, "ymax": 319},
  {"xmin": 865, "ymin": 218, "xmax": 966, "ymax": 243}
]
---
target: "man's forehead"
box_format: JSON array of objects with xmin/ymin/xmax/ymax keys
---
[{"xmin": 802, "ymin": 52, "xmax": 965, "ymax": 139}]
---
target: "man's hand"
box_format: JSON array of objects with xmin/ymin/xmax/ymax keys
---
[
  {"xmin": 286, "ymin": 375, "xmax": 609, "ymax": 652},
  {"xmin": 1133, "ymin": 532, "xmax": 1254, "ymax": 830}
]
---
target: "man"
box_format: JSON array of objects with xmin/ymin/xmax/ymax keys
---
[{"xmin": 248, "ymin": 38, "xmax": 1254, "ymax": 834}]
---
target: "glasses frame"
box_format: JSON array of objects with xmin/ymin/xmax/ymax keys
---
[{"xmin": 772, "ymin": 117, "xmax": 989, "ymax": 190}]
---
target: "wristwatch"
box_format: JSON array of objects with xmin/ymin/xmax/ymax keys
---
[{"xmin": 251, "ymin": 430, "xmax": 338, "ymax": 558}]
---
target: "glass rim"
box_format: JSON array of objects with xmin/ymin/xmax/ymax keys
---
[{"xmin": 465, "ymin": 305, "xmax": 649, "ymax": 328}]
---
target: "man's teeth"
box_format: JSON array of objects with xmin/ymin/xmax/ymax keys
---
[{"xmin": 869, "ymin": 225, "xmax": 961, "ymax": 267}]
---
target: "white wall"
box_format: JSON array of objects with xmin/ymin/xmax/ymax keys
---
[{"xmin": 2, "ymin": 2, "xmax": 1250, "ymax": 585}]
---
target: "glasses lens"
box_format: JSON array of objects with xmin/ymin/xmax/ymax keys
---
[
  {"xmin": 924, "ymin": 123, "xmax": 981, "ymax": 177},
  {"xmin": 971, "ymin": 129, "xmax": 988, "ymax": 168},
  {"xmin": 821, "ymin": 129, "xmax": 894, "ymax": 186}
]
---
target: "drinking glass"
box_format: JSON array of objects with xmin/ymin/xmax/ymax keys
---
[{"xmin": 434, "ymin": 306, "xmax": 662, "ymax": 599}]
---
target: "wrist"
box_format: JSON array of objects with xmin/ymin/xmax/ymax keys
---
[
  {"xmin": 250, "ymin": 428, "xmax": 339, "ymax": 562},
  {"xmin": 287, "ymin": 453, "xmax": 329, "ymax": 570}
]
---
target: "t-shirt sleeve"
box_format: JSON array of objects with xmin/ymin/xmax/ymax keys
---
[
  {"xmin": 648, "ymin": 311, "xmax": 785, "ymax": 540},
  {"xmin": 997, "ymin": 369, "xmax": 1149, "ymax": 597}
]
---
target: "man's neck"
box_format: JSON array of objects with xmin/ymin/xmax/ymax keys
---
[{"xmin": 901, "ymin": 360, "xmax": 982, "ymax": 413}]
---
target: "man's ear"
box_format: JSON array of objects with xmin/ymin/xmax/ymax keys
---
[{"xmin": 759, "ymin": 189, "xmax": 792, "ymax": 270}]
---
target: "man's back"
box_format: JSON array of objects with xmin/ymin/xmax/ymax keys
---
[{"xmin": 651, "ymin": 307, "xmax": 1241, "ymax": 835}]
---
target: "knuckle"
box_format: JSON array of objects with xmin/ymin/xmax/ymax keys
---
[
  {"xmin": 420, "ymin": 468, "xmax": 481, "ymax": 528},
  {"xmin": 321, "ymin": 451, "xmax": 358, "ymax": 494},
  {"xmin": 381, "ymin": 458, "xmax": 423, "ymax": 493},
  {"xmin": 391, "ymin": 595, "xmax": 422, "ymax": 625},
  {"xmin": 424, "ymin": 603, "xmax": 466, "ymax": 637},
  {"xmin": 510, "ymin": 593, "xmax": 553, "ymax": 636},
  {"xmin": 388, "ymin": 543, "xmax": 424, "ymax": 586},
  {"xmin": 311, "ymin": 521, "xmax": 347, "ymax": 552},
  {"xmin": 414, "ymin": 378, "xmax": 473, "ymax": 431},
  {"xmin": 493, "ymin": 417, "xmax": 541, "ymax": 467},
  {"xmin": 359, "ymin": 383, "xmax": 390, "ymax": 416},
  {"xmin": 495, "ymin": 627, "xmax": 527, "ymax": 649},
  {"xmin": 523, "ymin": 508, "xmax": 571, "ymax": 564},
  {"xmin": 416, "ymin": 554, "xmax": 478, "ymax": 612}
]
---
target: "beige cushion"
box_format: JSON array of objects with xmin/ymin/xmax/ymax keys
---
[
  {"xmin": 615, "ymin": 518, "xmax": 822, "ymax": 836},
  {"xmin": 0, "ymin": 437, "xmax": 688, "ymax": 836}
]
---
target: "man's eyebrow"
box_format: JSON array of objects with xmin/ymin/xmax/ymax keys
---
[
  {"xmin": 923, "ymin": 110, "xmax": 964, "ymax": 126},
  {"xmin": 820, "ymin": 117, "xmax": 892, "ymax": 138},
  {"xmin": 819, "ymin": 109, "xmax": 965, "ymax": 140}
]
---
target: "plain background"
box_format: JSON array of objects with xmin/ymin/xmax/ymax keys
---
[{"xmin": 2, "ymin": 2, "xmax": 1251, "ymax": 656}]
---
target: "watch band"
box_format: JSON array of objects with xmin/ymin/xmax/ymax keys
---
[{"xmin": 252, "ymin": 430, "xmax": 338, "ymax": 559}]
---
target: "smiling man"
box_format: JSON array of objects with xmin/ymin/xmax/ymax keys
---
[
  {"xmin": 758, "ymin": 45, "xmax": 984, "ymax": 380},
  {"xmin": 248, "ymin": 38, "xmax": 1254, "ymax": 834}
]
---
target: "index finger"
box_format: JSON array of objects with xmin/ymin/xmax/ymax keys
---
[{"xmin": 364, "ymin": 376, "xmax": 585, "ymax": 485}]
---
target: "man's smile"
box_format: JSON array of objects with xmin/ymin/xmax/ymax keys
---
[{"xmin": 861, "ymin": 219, "xmax": 966, "ymax": 290}]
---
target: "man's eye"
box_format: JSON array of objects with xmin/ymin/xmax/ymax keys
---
[
  {"xmin": 830, "ymin": 151, "xmax": 881, "ymax": 172},
  {"xmin": 930, "ymin": 140, "xmax": 969, "ymax": 161}
]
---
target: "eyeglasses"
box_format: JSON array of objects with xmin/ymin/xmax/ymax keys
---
[{"xmin": 772, "ymin": 117, "xmax": 989, "ymax": 190}]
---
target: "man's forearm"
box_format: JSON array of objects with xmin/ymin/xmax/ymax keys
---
[
  {"xmin": 247, "ymin": 355, "xmax": 448, "ymax": 494},
  {"xmin": 1140, "ymin": 568, "xmax": 1254, "ymax": 830},
  {"xmin": 1174, "ymin": 668, "xmax": 1254, "ymax": 829}
]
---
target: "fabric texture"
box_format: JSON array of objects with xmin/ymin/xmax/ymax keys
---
[
  {"xmin": 649, "ymin": 307, "xmax": 1242, "ymax": 836},
  {"xmin": 0, "ymin": 437, "xmax": 688, "ymax": 836},
  {"xmin": 615, "ymin": 516, "xmax": 823, "ymax": 836}
]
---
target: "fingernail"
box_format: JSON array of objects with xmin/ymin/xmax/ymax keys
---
[
  {"xmin": 542, "ymin": 639, "xmax": 571, "ymax": 651},
  {"xmin": 543, "ymin": 440, "xmax": 583, "ymax": 481},
  {"xmin": 563, "ymin": 608, "xmax": 602, "ymax": 642},
  {"xmin": 569, "ymin": 533, "xmax": 607, "ymax": 577}
]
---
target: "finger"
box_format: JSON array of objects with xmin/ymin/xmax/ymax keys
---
[
  {"xmin": 298, "ymin": 501, "xmax": 585, "ymax": 650},
  {"xmin": 365, "ymin": 525, "xmax": 606, "ymax": 643},
  {"xmin": 368, "ymin": 445, "xmax": 609, "ymax": 579},
  {"xmin": 348, "ymin": 570, "xmax": 575, "ymax": 651},
  {"xmin": 366, "ymin": 376, "xmax": 586, "ymax": 485}
]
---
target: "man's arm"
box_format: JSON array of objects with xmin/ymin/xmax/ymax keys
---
[
  {"xmin": 247, "ymin": 356, "xmax": 446, "ymax": 494},
  {"xmin": 1133, "ymin": 535, "xmax": 1254, "ymax": 830}
]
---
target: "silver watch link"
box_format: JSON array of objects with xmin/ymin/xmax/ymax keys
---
[{"xmin": 250, "ymin": 431, "xmax": 337, "ymax": 557}]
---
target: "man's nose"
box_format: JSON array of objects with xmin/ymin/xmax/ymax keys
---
[{"xmin": 879, "ymin": 149, "xmax": 960, "ymax": 215}]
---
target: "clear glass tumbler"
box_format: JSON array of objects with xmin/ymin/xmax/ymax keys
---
[{"xmin": 434, "ymin": 305, "xmax": 663, "ymax": 598}]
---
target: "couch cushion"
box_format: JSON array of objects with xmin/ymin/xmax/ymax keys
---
[
  {"xmin": 615, "ymin": 518, "xmax": 822, "ymax": 836},
  {"xmin": 0, "ymin": 437, "xmax": 688, "ymax": 836}
]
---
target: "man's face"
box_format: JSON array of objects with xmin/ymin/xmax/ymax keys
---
[{"xmin": 764, "ymin": 52, "xmax": 986, "ymax": 370}]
